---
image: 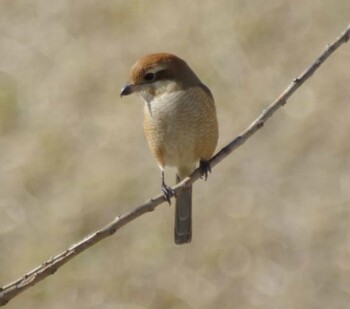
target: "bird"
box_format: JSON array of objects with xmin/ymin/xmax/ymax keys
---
[{"xmin": 120, "ymin": 53, "xmax": 218, "ymax": 244}]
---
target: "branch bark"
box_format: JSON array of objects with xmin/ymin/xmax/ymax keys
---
[{"xmin": 1, "ymin": 23, "xmax": 349, "ymax": 306}]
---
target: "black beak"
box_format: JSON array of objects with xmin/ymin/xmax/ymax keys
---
[{"xmin": 120, "ymin": 84, "xmax": 134, "ymax": 97}]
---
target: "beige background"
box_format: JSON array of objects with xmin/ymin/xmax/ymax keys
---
[{"xmin": 1, "ymin": 1, "xmax": 350, "ymax": 308}]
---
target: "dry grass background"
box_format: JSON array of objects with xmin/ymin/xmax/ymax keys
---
[{"xmin": 0, "ymin": 1, "xmax": 350, "ymax": 308}]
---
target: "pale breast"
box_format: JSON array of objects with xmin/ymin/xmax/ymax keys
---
[{"xmin": 142, "ymin": 86, "xmax": 218, "ymax": 174}]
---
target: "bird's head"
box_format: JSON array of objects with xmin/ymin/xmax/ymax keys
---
[{"xmin": 120, "ymin": 53, "xmax": 200, "ymax": 102}]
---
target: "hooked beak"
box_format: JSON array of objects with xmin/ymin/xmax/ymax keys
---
[{"xmin": 120, "ymin": 83, "xmax": 135, "ymax": 97}]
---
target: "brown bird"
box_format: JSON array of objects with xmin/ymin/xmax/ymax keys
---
[{"xmin": 121, "ymin": 53, "xmax": 218, "ymax": 244}]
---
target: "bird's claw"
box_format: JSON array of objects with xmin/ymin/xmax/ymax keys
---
[
  {"xmin": 161, "ymin": 184, "xmax": 175, "ymax": 205},
  {"xmin": 200, "ymin": 160, "xmax": 211, "ymax": 181}
]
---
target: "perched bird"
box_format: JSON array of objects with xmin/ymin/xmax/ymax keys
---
[{"xmin": 120, "ymin": 53, "xmax": 218, "ymax": 244}]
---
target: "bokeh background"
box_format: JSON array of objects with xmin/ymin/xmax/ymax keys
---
[{"xmin": 0, "ymin": 1, "xmax": 350, "ymax": 308}]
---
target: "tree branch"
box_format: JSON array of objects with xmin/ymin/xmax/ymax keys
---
[{"xmin": 1, "ymin": 23, "xmax": 349, "ymax": 306}]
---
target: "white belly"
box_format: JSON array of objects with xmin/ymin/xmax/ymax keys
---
[{"xmin": 143, "ymin": 90, "xmax": 198, "ymax": 169}]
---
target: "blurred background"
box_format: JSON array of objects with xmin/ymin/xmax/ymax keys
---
[{"xmin": 0, "ymin": 1, "xmax": 350, "ymax": 308}]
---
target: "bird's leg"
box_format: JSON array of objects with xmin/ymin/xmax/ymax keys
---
[
  {"xmin": 161, "ymin": 170, "xmax": 175, "ymax": 205},
  {"xmin": 199, "ymin": 160, "xmax": 211, "ymax": 181}
]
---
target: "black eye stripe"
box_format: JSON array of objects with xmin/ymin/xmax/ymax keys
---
[{"xmin": 144, "ymin": 72, "xmax": 156, "ymax": 81}]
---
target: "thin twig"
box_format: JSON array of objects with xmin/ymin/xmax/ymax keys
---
[{"xmin": 1, "ymin": 23, "xmax": 349, "ymax": 306}]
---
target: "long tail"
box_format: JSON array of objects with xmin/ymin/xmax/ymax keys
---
[{"xmin": 174, "ymin": 174, "xmax": 192, "ymax": 244}]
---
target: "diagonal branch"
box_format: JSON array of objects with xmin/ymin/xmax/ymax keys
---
[{"xmin": 1, "ymin": 23, "xmax": 349, "ymax": 306}]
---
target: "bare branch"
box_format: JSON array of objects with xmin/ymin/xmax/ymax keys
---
[{"xmin": 1, "ymin": 23, "xmax": 349, "ymax": 306}]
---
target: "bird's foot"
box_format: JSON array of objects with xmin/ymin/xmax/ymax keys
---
[
  {"xmin": 200, "ymin": 160, "xmax": 211, "ymax": 181},
  {"xmin": 161, "ymin": 183, "xmax": 175, "ymax": 205}
]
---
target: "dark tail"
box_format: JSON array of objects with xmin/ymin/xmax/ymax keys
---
[{"xmin": 174, "ymin": 174, "xmax": 192, "ymax": 244}]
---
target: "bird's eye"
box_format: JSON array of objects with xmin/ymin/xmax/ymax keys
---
[{"xmin": 144, "ymin": 72, "xmax": 156, "ymax": 82}]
